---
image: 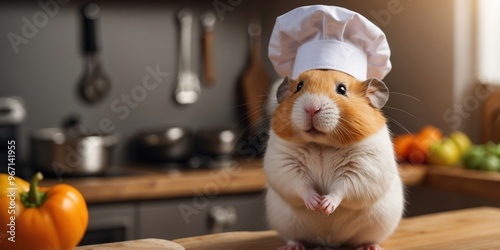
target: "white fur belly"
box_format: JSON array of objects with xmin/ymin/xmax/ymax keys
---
[
  {"xmin": 264, "ymin": 126, "xmax": 404, "ymax": 246},
  {"xmin": 266, "ymin": 178, "xmax": 403, "ymax": 246}
]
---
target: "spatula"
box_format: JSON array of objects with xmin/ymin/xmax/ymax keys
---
[{"xmin": 240, "ymin": 22, "xmax": 272, "ymax": 135}]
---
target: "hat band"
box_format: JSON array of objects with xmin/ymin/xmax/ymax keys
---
[{"xmin": 292, "ymin": 40, "xmax": 367, "ymax": 80}]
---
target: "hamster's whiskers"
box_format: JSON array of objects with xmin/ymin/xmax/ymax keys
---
[
  {"xmin": 382, "ymin": 92, "xmax": 421, "ymax": 135},
  {"xmin": 334, "ymin": 117, "xmax": 361, "ymax": 144},
  {"xmin": 236, "ymin": 102, "xmax": 273, "ymax": 128},
  {"xmin": 385, "ymin": 116, "xmax": 412, "ymax": 136},
  {"xmin": 389, "ymin": 91, "xmax": 421, "ymax": 102},
  {"xmin": 384, "ymin": 106, "xmax": 420, "ymax": 122}
]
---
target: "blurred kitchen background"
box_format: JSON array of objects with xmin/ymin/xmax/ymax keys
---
[
  {"xmin": 2, "ymin": 0, "xmax": 500, "ymax": 246},
  {"xmin": 1, "ymin": 0, "xmax": 497, "ymax": 166}
]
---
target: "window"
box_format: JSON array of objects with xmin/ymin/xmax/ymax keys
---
[{"xmin": 477, "ymin": 0, "xmax": 500, "ymax": 84}]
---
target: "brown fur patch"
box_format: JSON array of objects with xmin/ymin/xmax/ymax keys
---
[{"xmin": 271, "ymin": 70, "xmax": 387, "ymax": 146}]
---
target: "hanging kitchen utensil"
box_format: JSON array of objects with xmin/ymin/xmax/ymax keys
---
[
  {"xmin": 240, "ymin": 21, "xmax": 272, "ymax": 135},
  {"xmin": 175, "ymin": 8, "xmax": 201, "ymax": 105},
  {"xmin": 201, "ymin": 11, "xmax": 216, "ymax": 86},
  {"xmin": 78, "ymin": 3, "xmax": 111, "ymax": 104}
]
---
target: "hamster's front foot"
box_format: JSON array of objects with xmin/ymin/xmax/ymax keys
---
[
  {"xmin": 355, "ymin": 243, "xmax": 383, "ymax": 250},
  {"xmin": 278, "ymin": 241, "xmax": 306, "ymax": 250},
  {"xmin": 318, "ymin": 194, "xmax": 340, "ymax": 216},
  {"xmin": 301, "ymin": 191, "xmax": 322, "ymax": 212}
]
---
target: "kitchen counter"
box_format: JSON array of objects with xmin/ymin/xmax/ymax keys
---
[
  {"xmin": 421, "ymin": 164, "xmax": 500, "ymax": 200},
  {"xmin": 78, "ymin": 207, "xmax": 500, "ymax": 249},
  {"xmin": 40, "ymin": 160, "xmax": 426, "ymax": 204},
  {"xmin": 41, "ymin": 160, "xmax": 268, "ymax": 204}
]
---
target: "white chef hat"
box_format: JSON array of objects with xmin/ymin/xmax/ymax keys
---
[{"xmin": 268, "ymin": 5, "xmax": 391, "ymax": 81}]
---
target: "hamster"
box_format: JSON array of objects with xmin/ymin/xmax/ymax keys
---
[
  {"xmin": 264, "ymin": 69, "xmax": 404, "ymax": 250},
  {"xmin": 265, "ymin": 78, "xmax": 286, "ymax": 116}
]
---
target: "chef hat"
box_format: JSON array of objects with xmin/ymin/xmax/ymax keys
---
[{"xmin": 268, "ymin": 5, "xmax": 391, "ymax": 81}]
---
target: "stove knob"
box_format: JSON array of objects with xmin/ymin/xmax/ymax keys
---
[{"xmin": 208, "ymin": 205, "xmax": 237, "ymax": 233}]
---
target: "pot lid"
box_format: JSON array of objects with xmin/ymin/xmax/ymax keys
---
[{"xmin": 32, "ymin": 115, "xmax": 117, "ymax": 144}]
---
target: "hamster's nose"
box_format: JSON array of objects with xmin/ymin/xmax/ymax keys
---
[{"xmin": 305, "ymin": 106, "xmax": 321, "ymax": 117}]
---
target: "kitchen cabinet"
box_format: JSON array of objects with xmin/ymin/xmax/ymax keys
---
[
  {"xmin": 80, "ymin": 203, "xmax": 137, "ymax": 246},
  {"xmin": 78, "ymin": 192, "xmax": 267, "ymax": 246},
  {"xmin": 43, "ymin": 161, "xmax": 270, "ymax": 246},
  {"xmin": 138, "ymin": 193, "xmax": 267, "ymax": 240}
]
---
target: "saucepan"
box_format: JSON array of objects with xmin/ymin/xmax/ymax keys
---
[
  {"xmin": 133, "ymin": 126, "xmax": 194, "ymax": 163},
  {"xmin": 196, "ymin": 128, "xmax": 239, "ymax": 157},
  {"xmin": 31, "ymin": 115, "xmax": 119, "ymax": 176}
]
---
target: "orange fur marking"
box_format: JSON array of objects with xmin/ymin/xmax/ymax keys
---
[{"xmin": 271, "ymin": 70, "xmax": 387, "ymax": 146}]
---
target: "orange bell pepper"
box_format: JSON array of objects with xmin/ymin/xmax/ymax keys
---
[
  {"xmin": 393, "ymin": 133, "xmax": 415, "ymax": 161},
  {"xmin": 0, "ymin": 173, "xmax": 88, "ymax": 250},
  {"xmin": 393, "ymin": 126, "xmax": 444, "ymax": 164},
  {"xmin": 407, "ymin": 126, "xmax": 443, "ymax": 164}
]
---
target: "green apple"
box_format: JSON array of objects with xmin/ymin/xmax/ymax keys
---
[
  {"xmin": 479, "ymin": 154, "xmax": 500, "ymax": 172},
  {"xmin": 448, "ymin": 131, "xmax": 472, "ymax": 155},
  {"xmin": 462, "ymin": 146, "xmax": 485, "ymax": 170},
  {"xmin": 427, "ymin": 138, "xmax": 461, "ymax": 166},
  {"xmin": 484, "ymin": 141, "xmax": 500, "ymax": 158},
  {"xmin": 494, "ymin": 144, "xmax": 500, "ymax": 158}
]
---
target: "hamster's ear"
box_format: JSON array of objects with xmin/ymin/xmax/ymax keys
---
[
  {"xmin": 276, "ymin": 77, "xmax": 291, "ymax": 103},
  {"xmin": 363, "ymin": 78, "xmax": 389, "ymax": 109}
]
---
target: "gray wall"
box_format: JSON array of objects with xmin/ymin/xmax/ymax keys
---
[
  {"xmin": 1, "ymin": 0, "xmax": 269, "ymax": 166},
  {"xmin": 1, "ymin": 0, "xmax": 481, "ymax": 167}
]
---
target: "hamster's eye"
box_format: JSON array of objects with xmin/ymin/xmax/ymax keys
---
[
  {"xmin": 336, "ymin": 83, "xmax": 347, "ymax": 96},
  {"xmin": 294, "ymin": 81, "xmax": 304, "ymax": 93}
]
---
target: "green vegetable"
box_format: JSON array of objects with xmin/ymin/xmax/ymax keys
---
[
  {"xmin": 461, "ymin": 143, "xmax": 500, "ymax": 172},
  {"xmin": 484, "ymin": 142, "xmax": 500, "ymax": 156},
  {"xmin": 479, "ymin": 154, "xmax": 500, "ymax": 172},
  {"xmin": 462, "ymin": 146, "xmax": 485, "ymax": 170}
]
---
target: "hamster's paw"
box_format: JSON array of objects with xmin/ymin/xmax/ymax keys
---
[
  {"xmin": 318, "ymin": 195, "xmax": 339, "ymax": 216},
  {"xmin": 278, "ymin": 241, "xmax": 306, "ymax": 250},
  {"xmin": 303, "ymin": 192, "xmax": 322, "ymax": 212},
  {"xmin": 355, "ymin": 243, "xmax": 383, "ymax": 250}
]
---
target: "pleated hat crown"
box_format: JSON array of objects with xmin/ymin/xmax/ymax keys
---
[{"xmin": 268, "ymin": 5, "xmax": 392, "ymax": 81}]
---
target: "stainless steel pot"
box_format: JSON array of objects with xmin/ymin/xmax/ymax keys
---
[
  {"xmin": 134, "ymin": 127, "xmax": 194, "ymax": 163},
  {"xmin": 196, "ymin": 128, "xmax": 238, "ymax": 157},
  {"xmin": 31, "ymin": 126, "xmax": 118, "ymax": 177}
]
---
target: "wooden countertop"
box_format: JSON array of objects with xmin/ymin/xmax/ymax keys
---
[
  {"xmin": 422, "ymin": 165, "xmax": 500, "ymax": 200},
  {"xmin": 41, "ymin": 160, "xmax": 268, "ymax": 204},
  {"xmin": 78, "ymin": 207, "xmax": 500, "ymax": 249},
  {"xmin": 383, "ymin": 206, "xmax": 500, "ymax": 249},
  {"xmin": 78, "ymin": 239, "xmax": 184, "ymax": 250},
  {"xmin": 40, "ymin": 160, "xmax": 426, "ymax": 204}
]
